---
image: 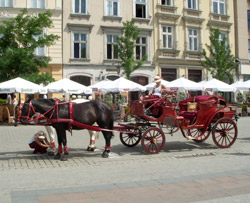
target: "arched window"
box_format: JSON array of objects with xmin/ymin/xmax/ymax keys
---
[
  {"xmin": 131, "ymin": 76, "xmax": 148, "ymax": 86},
  {"xmin": 70, "ymin": 75, "xmax": 91, "ymax": 86},
  {"xmin": 106, "ymin": 75, "xmax": 119, "ymax": 81}
]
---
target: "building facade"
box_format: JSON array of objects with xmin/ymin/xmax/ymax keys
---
[
  {"xmin": 234, "ymin": 0, "xmax": 250, "ymax": 82},
  {"xmin": 62, "ymin": 0, "xmax": 155, "ymax": 86},
  {"xmin": 154, "ymin": 0, "xmax": 235, "ymax": 82},
  {"xmin": 0, "ymin": 0, "xmax": 63, "ymax": 81}
]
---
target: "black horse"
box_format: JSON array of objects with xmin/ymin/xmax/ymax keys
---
[{"xmin": 20, "ymin": 99, "xmax": 114, "ymax": 161}]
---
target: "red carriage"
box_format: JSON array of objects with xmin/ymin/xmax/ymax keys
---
[{"xmin": 119, "ymin": 94, "xmax": 238, "ymax": 154}]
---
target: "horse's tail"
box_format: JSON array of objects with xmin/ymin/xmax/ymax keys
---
[{"xmin": 109, "ymin": 110, "xmax": 115, "ymax": 138}]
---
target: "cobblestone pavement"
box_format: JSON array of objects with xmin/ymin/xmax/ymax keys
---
[{"xmin": 0, "ymin": 117, "xmax": 250, "ymax": 202}]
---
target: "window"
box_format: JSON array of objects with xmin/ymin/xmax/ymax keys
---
[
  {"xmin": 187, "ymin": 0, "xmax": 197, "ymax": 10},
  {"xmin": 0, "ymin": 0, "xmax": 13, "ymax": 7},
  {"xmin": 219, "ymin": 32, "xmax": 228, "ymax": 46},
  {"xmin": 74, "ymin": 0, "xmax": 87, "ymax": 14},
  {"xmin": 131, "ymin": 76, "xmax": 148, "ymax": 86},
  {"xmin": 106, "ymin": 0, "xmax": 120, "ymax": 16},
  {"xmin": 162, "ymin": 26, "xmax": 173, "ymax": 49},
  {"xmin": 248, "ymin": 11, "xmax": 250, "ymax": 30},
  {"xmin": 248, "ymin": 40, "xmax": 250, "ymax": 60},
  {"xmin": 188, "ymin": 28, "xmax": 198, "ymax": 51},
  {"xmin": 162, "ymin": 68, "xmax": 177, "ymax": 82},
  {"xmin": 136, "ymin": 36, "xmax": 147, "ymax": 60},
  {"xmin": 161, "ymin": 0, "xmax": 172, "ymax": 6},
  {"xmin": 70, "ymin": 75, "xmax": 91, "ymax": 86},
  {"xmin": 213, "ymin": 0, "xmax": 225, "ymax": 15},
  {"xmin": 188, "ymin": 69, "xmax": 202, "ymax": 82},
  {"xmin": 73, "ymin": 33, "xmax": 87, "ymax": 59},
  {"xmin": 30, "ymin": 0, "xmax": 45, "ymax": 9},
  {"xmin": 135, "ymin": 0, "xmax": 147, "ymax": 18},
  {"xmin": 34, "ymin": 32, "xmax": 45, "ymax": 56},
  {"xmin": 106, "ymin": 35, "xmax": 119, "ymax": 59}
]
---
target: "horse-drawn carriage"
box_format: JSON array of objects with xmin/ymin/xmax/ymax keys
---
[
  {"xmin": 16, "ymin": 93, "xmax": 238, "ymax": 160},
  {"xmin": 119, "ymin": 94, "xmax": 238, "ymax": 154}
]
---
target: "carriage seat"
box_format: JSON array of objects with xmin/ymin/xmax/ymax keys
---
[
  {"xmin": 178, "ymin": 101, "xmax": 198, "ymax": 124},
  {"xmin": 179, "ymin": 111, "xmax": 197, "ymax": 124}
]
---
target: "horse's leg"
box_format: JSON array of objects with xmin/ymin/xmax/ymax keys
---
[
  {"xmin": 87, "ymin": 130, "xmax": 96, "ymax": 151},
  {"xmin": 61, "ymin": 128, "xmax": 68, "ymax": 161},
  {"xmin": 54, "ymin": 126, "xmax": 63, "ymax": 160},
  {"xmin": 102, "ymin": 131, "xmax": 112, "ymax": 158},
  {"xmin": 54, "ymin": 125, "xmax": 68, "ymax": 161}
]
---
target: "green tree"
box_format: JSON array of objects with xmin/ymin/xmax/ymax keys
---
[
  {"xmin": 0, "ymin": 9, "xmax": 59, "ymax": 84},
  {"xmin": 116, "ymin": 19, "xmax": 147, "ymax": 79},
  {"xmin": 202, "ymin": 27, "xmax": 237, "ymax": 83}
]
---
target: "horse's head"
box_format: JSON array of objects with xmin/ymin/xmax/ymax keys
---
[{"xmin": 19, "ymin": 99, "xmax": 36, "ymax": 125}]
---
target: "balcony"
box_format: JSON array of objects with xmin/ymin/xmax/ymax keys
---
[
  {"xmin": 182, "ymin": 8, "xmax": 204, "ymax": 25},
  {"xmin": 156, "ymin": 4, "xmax": 181, "ymax": 21},
  {"xmin": 209, "ymin": 13, "xmax": 232, "ymax": 28},
  {"xmin": 157, "ymin": 41, "xmax": 180, "ymax": 59}
]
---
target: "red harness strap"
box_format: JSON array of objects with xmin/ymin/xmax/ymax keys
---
[{"xmin": 67, "ymin": 102, "xmax": 74, "ymax": 133}]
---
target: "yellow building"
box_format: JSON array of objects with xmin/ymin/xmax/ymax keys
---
[
  {"xmin": 0, "ymin": 0, "xmax": 63, "ymax": 81},
  {"xmin": 154, "ymin": 0, "xmax": 235, "ymax": 82},
  {"xmin": 234, "ymin": 0, "xmax": 250, "ymax": 81},
  {"xmin": 62, "ymin": 0, "xmax": 155, "ymax": 86}
]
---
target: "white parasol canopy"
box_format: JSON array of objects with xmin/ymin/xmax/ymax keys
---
[
  {"xmin": 89, "ymin": 79, "xmax": 113, "ymax": 91},
  {"xmin": 231, "ymin": 81, "xmax": 244, "ymax": 91},
  {"xmin": 165, "ymin": 77, "xmax": 202, "ymax": 91},
  {"xmin": 45, "ymin": 78, "xmax": 92, "ymax": 94},
  {"xmin": 202, "ymin": 79, "xmax": 236, "ymax": 92},
  {"xmin": 100, "ymin": 77, "xmax": 146, "ymax": 92},
  {"xmin": 145, "ymin": 80, "xmax": 169, "ymax": 91},
  {"xmin": 0, "ymin": 77, "xmax": 42, "ymax": 94}
]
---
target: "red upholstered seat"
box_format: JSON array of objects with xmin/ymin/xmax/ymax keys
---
[{"xmin": 179, "ymin": 111, "xmax": 197, "ymax": 124}]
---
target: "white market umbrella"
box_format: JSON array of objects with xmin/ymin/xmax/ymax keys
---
[
  {"xmin": 145, "ymin": 80, "xmax": 169, "ymax": 91},
  {"xmin": 231, "ymin": 81, "xmax": 244, "ymax": 91},
  {"xmin": 0, "ymin": 77, "xmax": 42, "ymax": 94},
  {"xmin": 203, "ymin": 78, "xmax": 236, "ymax": 92},
  {"xmin": 45, "ymin": 78, "xmax": 92, "ymax": 94},
  {"xmin": 89, "ymin": 79, "xmax": 112, "ymax": 91},
  {"xmin": 235, "ymin": 80, "xmax": 250, "ymax": 91},
  {"xmin": 100, "ymin": 77, "xmax": 146, "ymax": 92},
  {"xmin": 165, "ymin": 77, "xmax": 202, "ymax": 91}
]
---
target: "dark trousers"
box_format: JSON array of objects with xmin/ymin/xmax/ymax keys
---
[{"xmin": 29, "ymin": 141, "xmax": 47, "ymax": 154}]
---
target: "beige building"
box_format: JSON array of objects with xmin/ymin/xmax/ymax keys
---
[
  {"xmin": 0, "ymin": 0, "xmax": 63, "ymax": 81},
  {"xmin": 234, "ymin": 0, "xmax": 250, "ymax": 82},
  {"xmin": 62, "ymin": 0, "xmax": 155, "ymax": 86},
  {"xmin": 154, "ymin": 0, "xmax": 235, "ymax": 83}
]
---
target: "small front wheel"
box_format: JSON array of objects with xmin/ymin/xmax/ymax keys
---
[
  {"xmin": 141, "ymin": 127, "xmax": 165, "ymax": 154},
  {"xmin": 212, "ymin": 118, "xmax": 237, "ymax": 148},
  {"xmin": 120, "ymin": 129, "xmax": 141, "ymax": 147}
]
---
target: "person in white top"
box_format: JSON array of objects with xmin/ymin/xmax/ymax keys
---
[
  {"xmin": 28, "ymin": 130, "xmax": 53, "ymax": 154},
  {"xmin": 152, "ymin": 76, "xmax": 169, "ymax": 97}
]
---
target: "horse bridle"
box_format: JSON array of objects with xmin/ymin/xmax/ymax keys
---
[{"xmin": 16, "ymin": 100, "xmax": 37, "ymax": 123}]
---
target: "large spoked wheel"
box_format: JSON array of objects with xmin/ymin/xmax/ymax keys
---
[
  {"xmin": 120, "ymin": 129, "xmax": 141, "ymax": 147},
  {"xmin": 185, "ymin": 128, "xmax": 211, "ymax": 143},
  {"xmin": 141, "ymin": 127, "xmax": 165, "ymax": 154},
  {"xmin": 212, "ymin": 118, "xmax": 237, "ymax": 148}
]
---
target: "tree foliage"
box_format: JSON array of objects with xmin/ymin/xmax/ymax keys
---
[
  {"xmin": 202, "ymin": 27, "xmax": 237, "ymax": 83},
  {"xmin": 116, "ymin": 19, "xmax": 147, "ymax": 79},
  {"xmin": 0, "ymin": 9, "xmax": 59, "ymax": 84}
]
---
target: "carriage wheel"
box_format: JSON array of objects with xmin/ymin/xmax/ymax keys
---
[
  {"xmin": 185, "ymin": 128, "xmax": 211, "ymax": 143},
  {"xmin": 141, "ymin": 127, "xmax": 165, "ymax": 154},
  {"xmin": 212, "ymin": 118, "xmax": 237, "ymax": 148},
  {"xmin": 120, "ymin": 129, "xmax": 141, "ymax": 147}
]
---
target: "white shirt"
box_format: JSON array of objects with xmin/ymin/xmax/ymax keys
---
[{"xmin": 153, "ymin": 85, "xmax": 162, "ymax": 97}]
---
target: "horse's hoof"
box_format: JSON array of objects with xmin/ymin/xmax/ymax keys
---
[
  {"xmin": 87, "ymin": 146, "xmax": 96, "ymax": 151},
  {"xmin": 61, "ymin": 153, "xmax": 68, "ymax": 161},
  {"xmin": 102, "ymin": 150, "xmax": 109, "ymax": 158},
  {"xmin": 54, "ymin": 153, "xmax": 61, "ymax": 160}
]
